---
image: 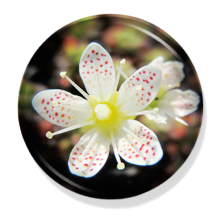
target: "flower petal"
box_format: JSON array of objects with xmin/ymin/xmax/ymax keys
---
[
  {"xmin": 68, "ymin": 130, "xmax": 110, "ymax": 178},
  {"xmin": 32, "ymin": 89, "xmax": 93, "ymax": 127},
  {"xmin": 150, "ymin": 57, "xmax": 185, "ymax": 90},
  {"xmin": 117, "ymin": 65, "xmax": 162, "ymax": 112},
  {"xmin": 149, "ymin": 56, "xmax": 164, "ymax": 66},
  {"xmin": 160, "ymin": 61, "xmax": 185, "ymax": 89},
  {"xmin": 116, "ymin": 119, "xmax": 163, "ymax": 166},
  {"xmin": 79, "ymin": 42, "xmax": 115, "ymax": 102},
  {"xmin": 160, "ymin": 89, "xmax": 200, "ymax": 117}
]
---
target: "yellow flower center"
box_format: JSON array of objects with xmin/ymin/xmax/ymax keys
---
[
  {"xmin": 86, "ymin": 93, "xmax": 129, "ymax": 133},
  {"xmin": 93, "ymin": 101, "xmax": 126, "ymax": 132}
]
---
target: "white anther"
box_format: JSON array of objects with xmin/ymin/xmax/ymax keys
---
[
  {"xmin": 120, "ymin": 59, "xmax": 126, "ymax": 65},
  {"xmin": 136, "ymin": 85, "xmax": 142, "ymax": 91},
  {"xmin": 117, "ymin": 162, "xmax": 125, "ymax": 170},
  {"xmin": 52, "ymin": 101, "xmax": 59, "ymax": 107},
  {"xmin": 46, "ymin": 131, "xmax": 53, "ymax": 139},
  {"xmin": 94, "ymin": 104, "xmax": 111, "ymax": 121},
  {"xmin": 60, "ymin": 71, "xmax": 67, "ymax": 78},
  {"xmin": 153, "ymin": 107, "xmax": 159, "ymax": 113}
]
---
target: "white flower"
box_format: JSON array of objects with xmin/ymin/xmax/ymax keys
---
[
  {"xmin": 144, "ymin": 56, "xmax": 200, "ymax": 126},
  {"xmin": 32, "ymin": 43, "xmax": 163, "ymax": 178}
]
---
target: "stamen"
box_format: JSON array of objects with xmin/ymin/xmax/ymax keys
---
[
  {"xmin": 166, "ymin": 113, "xmax": 188, "ymax": 126},
  {"xmin": 46, "ymin": 131, "xmax": 53, "ymax": 139},
  {"xmin": 52, "ymin": 101, "xmax": 92, "ymax": 113},
  {"xmin": 121, "ymin": 71, "xmax": 128, "ymax": 80},
  {"xmin": 45, "ymin": 120, "xmax": 94, "ymax": 139},
  {"xmin": 120, "ymin": 59, "xmax": 126, "ymax": 65},
  {"xmin": 174, "ymin": 117, "xmax": 188, "ymax": 126},
  {"xmin": 122, "ymin": 126, "xmax": 143, "ymax": 143},
  {"xmin": 78, "ymin": 129, "xmax": 98, "ymax": 162},
  {"xmin": 109, "ymin": 129, "xmax": 125, "ymax": 170},
  {"xmin": 59, "ymin": 71, "xmax": 96, "ymax": 104},
  {"xmin": 109, "ymin": 59, "xmax": 125, "ymax": 101},
  {"xmin": 125, "ymin": 107, "xmax": 159, "ymax": 117}
]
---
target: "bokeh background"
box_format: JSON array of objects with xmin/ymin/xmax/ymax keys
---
[{"xmin": 18, "ymin": 14, "xmax": 203, "ymax": 199}]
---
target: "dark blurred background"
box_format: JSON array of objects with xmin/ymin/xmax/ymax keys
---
[{"xmin": 18, "ymin": 14, "xmax": 203, "ymax": 199}]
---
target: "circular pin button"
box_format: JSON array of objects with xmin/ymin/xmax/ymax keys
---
[{"xmin": 18, "ymin": 14, "xmax": 203, "ymax": 199}]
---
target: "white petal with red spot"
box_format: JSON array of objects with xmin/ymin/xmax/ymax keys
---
[
  {"xmin": 79, "ymin": 42, "xmax": 115, "ymax": 101},
  {"xmin": 32, "ymin": 89, "xmax": 93, "ymax": 127},
  {"xmin": 160, "ymin": 61, "xmax": 184, "ymax": 89},
  {"xmin": 149, "ymin": 57, "xmax": 185, "ymax": 90},
  {"xmin": 116, "ymin": 119, "xmax": 163, "ymax": 165},
  {"xmin": 68, "ymin": 130, "xmax": 110, "ymax": 178},
  {"xmin": 159, "ymin": 89, "xmax": 200, "ymax": 117},
  {"xmin": 117, "ymin": 65, "xmax": 162, "ymax": 112}
]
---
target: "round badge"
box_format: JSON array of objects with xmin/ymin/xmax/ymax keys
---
[{"xmin": 18, "ymin": 14, "xmax": 203, "ymax": 199}]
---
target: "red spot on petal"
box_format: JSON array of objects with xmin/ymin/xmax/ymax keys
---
[
  {"xmin": 92, "ymin": 50, "xmax": 95, "ymax": 53},
  {"xmin": 42, "ymin": 99, "xmax": 45, "ymax": 104},
  {"xmin": 55, "ymin": 112, "xmax": 58, "ymax": 116},
  {"xmin": 61, "ymin": 114, "xmax": 65, "ymax": 117},
  {"xmin": 105, "ymin": 61, "xmax": 108, "ymax": 64},
  {"xmin": 84, "ymin": 164, "xmax": 88, "ymax": 167},
  {"xmin": 136, "ymin": 77, "xmax": 140, "ymax": 81}
]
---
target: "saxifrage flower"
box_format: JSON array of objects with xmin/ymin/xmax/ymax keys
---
[
  {"xmin": 144, "ymin": 56, "xmax": 200, "ymax": 126},
  {"xmin": 32, "ymin": 43, "xmax": 163, "ymax": 178}
]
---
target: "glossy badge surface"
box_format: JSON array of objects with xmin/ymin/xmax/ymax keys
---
[{"xmin": 18, "ymin": 14, "xmax": 203, "ymax": 199}]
